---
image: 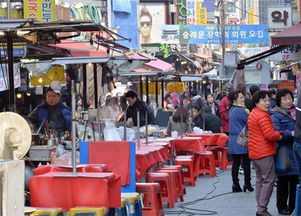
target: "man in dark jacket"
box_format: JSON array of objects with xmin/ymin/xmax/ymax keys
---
[
  {"xmin": 201, "ymin": 107, "xmax": 221, "ymax": 133},
  {"xmin": 124, "ymin": 90, "xmax": 155, "ymax": 126},
  {"xmin": 245, "ymin": 85, "xmax": 260, "ymax": 111},
  {"xmin": 28, "ymin": 83, "xmax": 71, "ymax": 134}
]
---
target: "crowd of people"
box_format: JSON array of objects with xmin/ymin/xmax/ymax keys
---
[{"xmin": 27, "ymin": 80, "xmax": 301, "ymax": 216}]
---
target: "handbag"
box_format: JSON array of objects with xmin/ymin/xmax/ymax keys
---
[
  {"xmin": 275, "ymin": 146, "xmax": 292, "ymax": 174},
  {"xmin": 237, "ymin": 126, "xmax": 248, "ymax": 147}
]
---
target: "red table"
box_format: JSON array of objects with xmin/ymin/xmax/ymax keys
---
[
  {"xmin": 30, "ymin": 172, "xmax": 121, "ymax": 211},
  {"xmin": 170, "ymin": 137, "xmax": 206, "ymax": 153},
  {"xmin": 185, "ymin": 133, "xmax": 228, "ymax": 147}
]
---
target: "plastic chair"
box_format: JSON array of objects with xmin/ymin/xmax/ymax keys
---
[
  {"xmin": 136, "ymin": 183, "xmax": 164, "ymax": 216},
  {"xmin": 195, "ymin": 151, "xmax": 216, "ymax": 177},
  {"xmin": 208, "ymin": 146, "xmax": 230, "ymax": 170},
  {"xmin": 146, "ymin": 172, "xmax": 175, "ymax": 208},
  {"xmin": 161, "ymin": 165, "xmax": 186, "ymax": 194},
  {"xmin": 175, "ymin": 155, "xmax": 196, "ymax": 186},
  {"xmin": 69, "ymin": 207, "xmax": 106, "ymax": 216},
  {"xmin": 30, "ymin": 208, "xmax": 63, "ymax": 216},
  {"xmin": 156, "ymin": 167, "xmax": 185, "ymax": 201}
]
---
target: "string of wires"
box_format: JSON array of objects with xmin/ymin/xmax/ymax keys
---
[{"xmin": 164, "ymin": 170, "xmax": 233, "ymax": 215}]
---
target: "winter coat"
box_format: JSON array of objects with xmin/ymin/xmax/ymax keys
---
[
  {"xmin": 228, "ymin": 105, "xmax": 248, "ymax": 154},
  {"xmin": 205, "ymin": 102, "xmax": 220, "ymax": 117},
  {"xmin": 203, "ymin": 113, "xmax": 221, "ymax": 133},
  {"xmin": 125, "ymin": 99, "xmax": 155, "ymax": 126},
  {"xmin": 271, "ymin": 107, "xmax": 298, "ymax": 176},
  {"xmin": 295, "ymin": 86, "xmax": 301, "ymax": 143},
  {"xmin": 28, "ymin": 102, "xmax": 72, "ymax": 133},
  {"xmin": 219, "ymin": 96, "xmax": 230, "ymax": 133},
  {"xmin": 248, "ymin": 107, "xmax": 282, "ymax": 160},
  {"xmin": 167, "ymin": 119, "xmax": 192, "ymax": 136}
]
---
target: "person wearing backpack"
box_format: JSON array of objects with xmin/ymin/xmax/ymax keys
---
[{"xmin": 228, "ymin": 90, "xmax": 253, "ymax": 193}]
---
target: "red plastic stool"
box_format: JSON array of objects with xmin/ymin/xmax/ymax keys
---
[
  {"xmin": 195, "ymin": 151, "xmax": 216, "ymax": 177},
  {"xmin": 160, "ymin": 165, "xmax": 186, "ymax": 196},
  {"xmin": 175, "ymin": 156, "xmax": 196, "ymax": 186},
  {"xmin": 156, "ymin": 168, "xmax": 184, "ymax": 202},
  {"xmin": 136, "ymin": 183, "xmax": 164, "ymax": 216},
  {"xmin": 209, "ymin": 147, "xmax": 230, "ymax": 170},
  {"xmin": 146, "ymin": 172, "xmax": 175, "ymax": 208}
]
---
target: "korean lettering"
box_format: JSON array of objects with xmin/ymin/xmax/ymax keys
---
[
  {"xmin": 249, "ymin": 31, "xmax": 256, "ymax": 38},
  {"xmin": 42, "ymin": 0, "xmax": 52, "ymax": 22},
  {"xmin": 257, "ymin": 31, "xmax": 264, "ymax": 38},
  {"xmin": 198, "ymin": 31, "xmax": 205, "ymax": 39},
  {"xmin": 207, "ymin": 31, "xmax": 214, "ymax": 39},
  {"xmin": 271, "ymin": 10, "xmax": 289, "ymax": 26},
  {"xmin": 240, "ymin": 31, "xmax": 247, "ymax": 38},
  {"xmin": 159, "ymin": 44, "xmax": 171, "ymax": 58}
]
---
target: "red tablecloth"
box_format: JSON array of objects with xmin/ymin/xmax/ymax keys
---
[
  {"xmin": 29, "ymin": 172, "xmax": 121, "ymax": 211},
  {"xmin": 185, "ymin": 133, "xmax": 228, "ymax": 147},
  {"xmin": 89, "ymin": 141, "xmax": 130, "ymax": 186},
  {"xmin": 33, "ymin": 164, "xmax": 108, "ymax": 175},
  {"xmin": 170, "ymin": 137, "xmax": 206, "ymax": 153},
  {"xmin": 135, "ymin": 143, "xmax": 171, "ymax": 180}
]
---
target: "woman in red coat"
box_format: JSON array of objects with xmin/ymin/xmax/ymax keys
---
[{"xmin": 248, "ymin": 91, "xmax": 282, "ymax": 216}]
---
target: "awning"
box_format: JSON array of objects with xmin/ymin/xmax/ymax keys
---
[
  {"xmin": 49, "ymin": 40, "xmax": 108, "ymax": 57},
  {"xmin": 271, "ymin": 23, "xmax": 301, "ymax": 45},
  {"xmin": 191, "ymin": 53, "xmax": 212, "ymax": 61},
  {"xmin": 127, "ymin": 53, "xmax": 175, "ymax": 72}
]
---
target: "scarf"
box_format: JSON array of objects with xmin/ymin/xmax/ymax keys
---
[
  {"xmin": 273, "ymin": 106, "xmax": 293, "ymax": 119},
  {"xmin": 234, "ymin": 103, "xmax": 250, "ymax": 115}
]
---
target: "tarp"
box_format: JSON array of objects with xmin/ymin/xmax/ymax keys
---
[
  {"xmin": 271, "ymin": 23, "xmax": 301, "ymax": 45},
  {"xmin": 49, "ymin": 40, "xmax": 107, "ymax": 57}
]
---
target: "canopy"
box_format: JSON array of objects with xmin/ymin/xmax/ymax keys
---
[{"xmin": 271, "ymin": 23, "xmax": 301, "ymax": 45}]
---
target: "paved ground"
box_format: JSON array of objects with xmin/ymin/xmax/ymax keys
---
[{"xmin": 163, "ymin": 168, "xmax": 280, "ymax": 216}]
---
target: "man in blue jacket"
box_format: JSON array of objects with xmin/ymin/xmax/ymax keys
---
[{"xmin": 28, "ymin": 82, "xmax": 71, "ymax": 135}]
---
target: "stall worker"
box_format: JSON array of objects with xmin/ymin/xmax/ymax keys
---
[
  {"xmin": 28, "ymin": 81, "xmax": 71, "ymax": 135},
  {"xmin": 124, "ymin": 90, "xmax": 155, "ymax": 126}
]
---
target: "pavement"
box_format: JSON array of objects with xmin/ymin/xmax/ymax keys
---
[{"xmin": 163, "ymin": 168, "xmax": 280, "ymax": 216}]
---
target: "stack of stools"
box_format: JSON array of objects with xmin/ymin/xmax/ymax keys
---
[
  {"xmin": 156, "ymin": 165, "xmax": 185, "ymax": 201},
  {"xmin": 136, "ymin": 183, "xmax": 164, "ymax": 216},
  {"xmin": 195, "ymin": 151, "xmax": 216, "ymax": 177},
  {"xmin": 208, "ymin": 146, "xmax": 231, "ymax": 170},
  {"xmin": 175, "ymin": 155, "xmax": 196, "ymax": 186},
  {"xmin": 69, "ymin": 207, "xmax": 107, "ymax": 216},
  {"xmin": 119, "ymin": 193, "xmax": 143, "ymax": 216},
  {"xmin": 30, "ymin": 208, "xmax": 63, "ymax": 216},
  {"xmin": 146, "ymin": 172, "xmax": 175, "ymax": 208}
]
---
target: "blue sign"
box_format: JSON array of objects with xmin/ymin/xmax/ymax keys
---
[
  {"xmin": 112, "ymin": 0, "xmax": 132, "ymax": 13},
  {"xmin": 161, "ymin": 25, "xmax": 269, "ymax": 44}
]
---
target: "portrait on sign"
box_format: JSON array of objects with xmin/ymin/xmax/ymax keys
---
[{"xmin": 139, "ymin": 3, "xmax": 166, "ymax": 44}]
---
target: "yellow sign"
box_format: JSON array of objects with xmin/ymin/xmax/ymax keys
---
[
  {"xmin": 196, "ymin": 2, "xmax": 207, "ymax": 25},
  {"xmin": 140, "ymin": 83, "xmax": 162, "ymax": 95},
  {"xmin": 24, "ymin": 0, "xmax": 55, "ymax": 22},
  {"xmin": 248, "ymin": 9, "xmax": 255, "ymax": 24},
  {"xmin": 167, "ymin": 82, "xmax": 186, "ymax": 93},
  {"xmin": 0, "ymin": 9, "xmax": 22, "ymax": 19}
]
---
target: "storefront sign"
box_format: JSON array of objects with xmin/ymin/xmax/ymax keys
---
[
  {"xmin": 196, "ymin": 2, "xmax": 207, "ymax": 25},
  {"xmin": 277, "ymin": 80, "xmax": 295, "ymax": 92},
  {"xmin": 284, "ymin": 0, "xmax": 299, "ymax": 23},
  {"xmin": 24, "ymin": 0, "xmax": 55, "ymax": 22},
  {"xmin": 267, "ymin": 6, "xmax": 292, "ymax": 30},
  {"xmin": 186, "ymin": 0, "xmax": 195, "ymax": 25},
  {"xmin": 0, "ymin": 9, "xmax": 22, "ymax": 20},
  {"xmin": 161, "ymin": 24, "xmax": 268, "ymax": 44},
  {"xmin": 269, "ymin": 45, "xmax": 301, "ymax": 61}
]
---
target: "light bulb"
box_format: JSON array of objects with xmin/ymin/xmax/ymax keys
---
[
  {"xmin": 16, "ymin": 93, "xmax": 22, "ymax": 99},
  {"xmin": 38, "ymin": 77, "xmax": 43, "ymax": 83},
  {"xmin": 26, "ymin": 92, "xmax": 31, "ymax": 96}
]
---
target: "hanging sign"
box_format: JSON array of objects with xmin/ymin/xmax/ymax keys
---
[{"xmin": 24, "ymin": 0, "xmax": 55, "ymax": 22}]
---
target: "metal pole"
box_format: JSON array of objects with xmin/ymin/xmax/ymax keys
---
[
  {"xmin": 123, "ymin": 108, "xmax": 127, "ymax": 141},
  {"xmin": 93, "ymin": 63, "xmax": 98, "ymax": 108},
  {"xmin": 180, "ymin": 114, "xmax": 183, "ymax": 138},
  {"xmin": 7, "ymin": 0, "xmax": 11, "ymax": 19},
  {"xmin": 71, "ymin": 80, "xmax": 77, "ymax": 175},
  {"xmin": 137, "ymin": 111, "xmax": 140, "ymax": 150},
  {"xmin": 83, "ymin": 64, "xmax": 87, "ymax": 110},
  {"xmin": 161, "ymin": 80, "xmax": 164, "ymax": 108},
  {"xmin": 155, "ymin": 80, "xmax": 159, "ymax": 107},
  {"xmin": 6, "ymin": 32, "xmax": 15, "ymax": 111},
  {"xmin": 220, "ymin": 0, "xmax": 226, "ymax": 78},
  {"xmin": 145, "ymin": 111, "xmax": 148, "ymax": 144},
  {"xmin": 188, "ymin": 81, "xmax": 192, "ymax": 98},
  {"xmin": 146, "ymin": 76, "xmax": 149, "ymax": 104},
  {"xmin": 139, "ymin": 76, "xmax": 143, "ymax": 100}
]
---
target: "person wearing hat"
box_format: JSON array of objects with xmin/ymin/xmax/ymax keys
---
[
  {"xmin": 28, "ymin": 81, "xmax": 71, "ymax": 135},
  {"xmin": 218, "ymin": 83, "xmax": 234, "ymax": 135}
]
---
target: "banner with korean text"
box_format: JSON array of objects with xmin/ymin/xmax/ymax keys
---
[
  {"xmin": 161, "ymin": 24, "xmax": 269, "ymax": 44},
  {"xmin": 24, "ymin": 0, "xmax": 55, "ymax": 22}
]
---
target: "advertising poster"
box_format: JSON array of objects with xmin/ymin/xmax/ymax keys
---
[
  {"xmin": 0, "ymin": 64, "xmax": 21, "ymax": 92},
  {"xmin": 24, "ymin": 0, "xmax": 55, "ymax": 22},
  {"xmin": 139, "ymin": 3, "xmax": 166, "ymax": 44}
]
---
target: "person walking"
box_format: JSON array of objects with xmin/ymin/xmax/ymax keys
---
[
  {"xmin": 271, "ymin": 89, "xmax": 298, "ymax": 215},
  {"xmin": 248, "ymin": 91, "xmax": 282, "ymax": 216},
  {"xmin": 228, "ymin": 90, "xmax": 253, "ymax": 193}
]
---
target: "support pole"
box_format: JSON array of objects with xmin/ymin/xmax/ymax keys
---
[
  {"xmin": 139, "ymin": 76, "xmax": 143, "ymax": 100},
  {"xmin": 7, "ymin": 32, "xmax": 15, "ymax": 111},
  {"xmin": 93, "ymin": 63, "xmax": 98, "ymax": 108},
  {"xmin": 220, "ymin": 0, "xmax": 226, "ymax": 78},
  {"xmin": 161, "ymin": 80, "xmax": 164, "ymax": 108},
  {"xmin": 137, "ymin": 111, "xmax": 140, "ymax": 150},
  {"xmin": 71, "ymin": 80, "xmax": 77, "ymax": 176},
  {"xmin": 155, "ymin": 80, "xmax": 159, "ymax": 107},
  {"xmin": 83, "ymin": 64, "xmax": 87, "ymax": 110},
  {"xmin": 145, "ymin": 76, "xmax": 149, "ymax": 104}
]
